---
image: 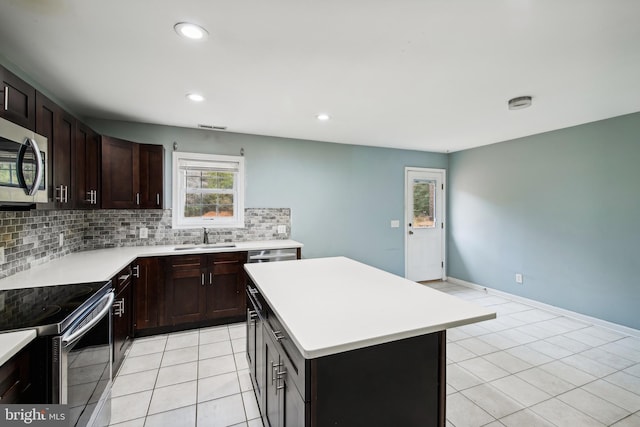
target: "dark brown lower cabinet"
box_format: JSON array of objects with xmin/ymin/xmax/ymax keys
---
[
  {"xmin": 133, "ymin": 257, "xmax": 165, "ymax": 333},
  {"xmin": 164, "ymin": 252, "xmax": 247, "ymax": 330},
  {"xmin": 112, "ymin": 266, "xmax": 133, "ymax": 374},
  {"xmin": 247, "ymin": 279, "xmax": 446, "ymax": 427},
  {"xmin": 0, "ymin": 340, "xmax": 39, "ymax": 403}
]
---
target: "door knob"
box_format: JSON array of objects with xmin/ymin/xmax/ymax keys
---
[{"xmin": 409, "ymin": 230, "xmax": 414, "ymax": 235}]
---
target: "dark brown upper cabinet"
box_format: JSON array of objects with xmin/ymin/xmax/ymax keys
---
[
  {"xmin": 74, "ymin": 122, "xmax": 101, "ymax": 208},
  {"xmin": 35, "ymin": 91, "xmax": 74, "ymax": 207},
  {"xmin": 101, "ymin": 136, "xmax": 163, "ymax": 209},
  {"xmin": 36, "ymin": 90, "xmax": 101, "ymax": 209},
  {"xmin": 139, "ymin": 144, "xmax": 163, "ymax": 208},
  {"xmin": 0, "ymin": 65, "xmax": 36, "ymax": 131}
]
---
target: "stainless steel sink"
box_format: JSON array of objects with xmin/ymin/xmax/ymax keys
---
[{"xmin": 173, "ymin": 243, "xmax": 236, "ymax": 251}]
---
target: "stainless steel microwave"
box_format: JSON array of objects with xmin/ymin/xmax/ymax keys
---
[{"xmin": 0, "ymin": 117, "xmax": 47, "ymax": 206}]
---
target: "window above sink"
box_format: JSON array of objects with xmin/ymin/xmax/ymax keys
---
[{"xmin": 172, "ymin": 152, "xmax": 245, "ymax": 229}]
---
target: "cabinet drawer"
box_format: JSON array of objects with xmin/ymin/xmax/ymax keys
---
[
  {"xmin": 266, "ymin": 309, "xmax": 309, "ymax": 400},
  {"xmin": 168, "ymin": 255, "xmax": 202, "ymax": 271}
]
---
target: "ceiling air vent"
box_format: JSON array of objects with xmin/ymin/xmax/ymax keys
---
[{"xmin": 198, "ymin": 124, "xmax": 227, "ymax": 131}]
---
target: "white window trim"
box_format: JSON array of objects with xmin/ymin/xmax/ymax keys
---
[{"xmin": 172, "ymin": 152, "xmax": 245, "ymax": 229}]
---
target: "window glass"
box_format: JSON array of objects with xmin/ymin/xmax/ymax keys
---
[
  {"xmin": 172, "ymin": 152, "xmax": 245, "ymax": 229},
  {"xmin": 412, "ymin": 178, "xmax": 435, "ymax": 228}
]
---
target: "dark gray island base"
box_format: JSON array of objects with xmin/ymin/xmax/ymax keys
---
[{"xmin": 246, "ymin": 278, "xmax": 446, "ymax": 427}]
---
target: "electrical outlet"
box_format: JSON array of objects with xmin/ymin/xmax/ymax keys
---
[
  {"xmin": 515, "ymin": 273, "xmax": 523, "ymax": 284},
  {"xmin": 0, "ymin": 247, "xmax": 4, "ymax": 264},
  {"xmin": 390, "ymin": 220, "xmax": 400, "ymax": 228},
  {"xmin": 59, "ymin": 233, "xmax": 64, "ymax": 247},
  {"xmin": 277, "ymin": 225, "xmax": 286, "ymax": 234},
  {"xmin": 139, "ymin": 227, "xmax": 149, "ymax": 239}
]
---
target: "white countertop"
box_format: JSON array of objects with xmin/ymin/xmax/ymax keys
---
[
  {"xmin": 0, "ymin": 330, "xmax": 37, "ymax": 365},
  {"xmin": 0, "ymin": 240, "xmax": 302, "ymax": 290},
  {"xmin": 245, "ymin": 256, "xmax": 496, "ymax": 359}
]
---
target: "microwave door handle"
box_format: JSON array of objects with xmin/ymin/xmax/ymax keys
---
[
  {"xmin": 28, "ymin": 138, "xmax": 44, "ymax": 196},
  {"xmin": 16, "ymin": 138, "xmax": 45, "ymax": 196},
  {"xmin": 62, "ymin": 292, "xmax": 114, "ymax": 348}
]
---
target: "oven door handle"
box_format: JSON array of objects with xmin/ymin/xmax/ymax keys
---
[{"xmin": 62, "ymin": 292, "xmax": 114, "ymax": 347}]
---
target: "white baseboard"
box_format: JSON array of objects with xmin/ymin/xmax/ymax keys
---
[{"xmin": 446, "ymin": 276, "xmax": 640, "ymax": 339}]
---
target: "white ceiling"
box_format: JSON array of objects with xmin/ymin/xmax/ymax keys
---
[{"xmin": 1, "ymin": 0, "xmax": 639, "ymax": 153}]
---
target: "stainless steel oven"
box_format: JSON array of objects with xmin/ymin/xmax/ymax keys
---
[
  {"xmin": 0, "ymin": 281, "xmax": 114, "ymax": 426},
  {"xmin": 0, "ymin": 116, "xmax": 47, "ymax": 206},
  {"xmin": 51, "ymin": 287, "xmax": 114, "ymax": 427}
]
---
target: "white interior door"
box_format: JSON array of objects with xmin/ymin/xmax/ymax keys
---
[{"xmin": 405, "ymin": 168, "xmax": 445, "ymax": 281}]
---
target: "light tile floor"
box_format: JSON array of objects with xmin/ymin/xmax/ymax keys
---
[{"xmin": 107, "ymin": 283, "xmax": 640, "ymax": 427}]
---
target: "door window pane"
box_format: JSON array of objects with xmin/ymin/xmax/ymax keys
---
[{"xmin": 412, "ymin": 179, "xmax": 435, "ymax": 228}]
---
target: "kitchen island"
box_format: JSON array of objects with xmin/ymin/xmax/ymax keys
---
[{"xmin": 244, "ymin": 257, "xmax": 496, "ymax": 427}]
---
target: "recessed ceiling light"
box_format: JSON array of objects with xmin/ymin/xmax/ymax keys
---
[
  {"xmin": 508, "ymin": 96, "xmax": 532, "ymax": 110},
  {"xmin": 316, "ymin": 113, "xmax": 331, "ymax": 121},
  {"xmin": 174, "ymin": 22, "xmax": 209, "ymax": 40},
  {"xmin": 186, "ymin": 93, "xmax": 205, "ymax": 102}
]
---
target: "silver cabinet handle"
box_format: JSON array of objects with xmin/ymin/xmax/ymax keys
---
[
  {"xmin": 136, "ymin": 192, "xmax": 140, "ymax": 205},
  {"xmin": 271, "ymin": 361, "xmax": 282, "ymax": 385},
  {"xmin": 209, "ymin": 272, "xmax": 213, "ymax": 285},
  {"xmin": 248, "ymin": 287, "xmax": 259, "ymax": 295},
  {"xmin": 201, "ymin": 273, "xmax": 205, "ymax": 286},
  {"xmin": 86, "ymin": 191, "xmax": 93, "ymax": 203},
  {"xmin": 156, "ymin": 193, "xmax": 160, "ymax": 206},
  {"xmin": 3, "ymin": 86, "xmax": 8, "ymax": 110},
  {"xmin": 56, "ymin": 185, "xmax": 68, "ymax": 203},
  {"xmin": 272, "ymin": 329, "xmax": 285, "ymax": 342},
  {"xmin": 132, "ymin": 264, "xmax": 140, "ymax": 279}
]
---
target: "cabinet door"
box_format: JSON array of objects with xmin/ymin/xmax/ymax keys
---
[
  {"xmin": 264, "ymin": 328, "xmax": 281, "ymax": 427},
  {"xmin": 204, "ymin": 253, "xmax": 246, "ymax": 319},
  {"xmin": 101, "ymin": 136, "xmax": 139, "ymax": 208},
  {"xmin": 133, "ymin": 257, "xmax": 164, "ymax": 331},
  {"xmin": 75, "ymin": 122, "xmax": 101, "ymax": 208},
  {"xmin": 35, "ymin": 92, "xmax": 73, "ymax": 207},
  {"xmin": 282, "ymin": 366, "xmax": 306, "ymax": 427},
  {"xmin": 0, "ymin": 66, "xmax": 35, "ymax": 130},
  {"xmin": 165, "ymin": 255, "xmax": 205, "ymax": 325},
  {"xmin": 0, "ymin": 342, "xmax": 31, "ymax": 403},
  {"xmin": 139, "ymin": 144, "xmax": 163, "ymax": 208}
]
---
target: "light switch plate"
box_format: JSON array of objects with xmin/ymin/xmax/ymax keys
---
[
  {"xmin": 140, "ymin": 227, "xmax": 149, "ymax": 239},
  {"xmin": 390, "ymin": 220, "xmax": 400, "ymax": 228},
  {"xmin": 515, "ymin": 273, "xmax": 523, "ymax": 284},
  {"xmin": 59, "ymin": 233, "xmax": 64, "ymax": 247},
  {"xmin": 277, "ymin": 225, "xmax": 287, "ymax": 234},
  {"xmin": 0, "ymin": 247, "xmax": 4, "ymax": 264}
]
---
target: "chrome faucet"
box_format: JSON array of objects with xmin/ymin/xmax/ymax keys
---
[{"xmin": 203, "ymin": 228, "xmax": 209, "ymax": 244}]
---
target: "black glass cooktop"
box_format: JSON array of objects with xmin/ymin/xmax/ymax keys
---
[{"xmin": 0, "ymin": 281, "xmax": 111, "ymax": 335}]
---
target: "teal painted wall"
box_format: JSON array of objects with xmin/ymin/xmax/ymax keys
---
[
  {"xmin": 448, "ymin": 112, "xmax": 640, "ymax": 329},
  {"xmin": 88, "ymin": 119, "xmax": 448, "ymax": 275}
]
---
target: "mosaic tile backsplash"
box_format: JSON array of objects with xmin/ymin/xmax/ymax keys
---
[{"xmin": 0, "ymin": 208, "xmax": 290, "ymax": 280}]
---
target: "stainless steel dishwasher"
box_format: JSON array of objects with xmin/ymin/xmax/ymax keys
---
[{"xmin": 246, "ymin": 247, "xmax": 298, "ymax": 263}]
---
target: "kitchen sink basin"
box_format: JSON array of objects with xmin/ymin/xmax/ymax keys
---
[{"xmin": 173, "ymin": 243, "xmax": 236, "ymax": 251}]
